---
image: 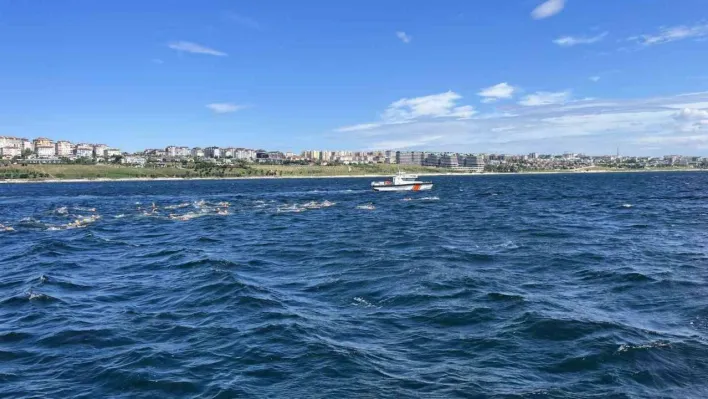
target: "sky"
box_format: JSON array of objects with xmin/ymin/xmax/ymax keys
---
[{"xmin": 1, "ymin": 0, "xmax": 708, "ymax": 155}]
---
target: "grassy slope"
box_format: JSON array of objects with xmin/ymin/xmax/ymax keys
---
[{"xmin": 0, "ymin": 163, "xmax": 449, "ymax": 180}]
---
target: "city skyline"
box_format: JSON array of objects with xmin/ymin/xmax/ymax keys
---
[{"xmin": 2, "ymin": 1, "xmax": 708, "ymax": 155}]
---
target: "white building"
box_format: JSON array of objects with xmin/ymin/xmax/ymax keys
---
[
  {"xmin": 55, "ymin": 140, "xmax": 73, "ymax": 157},
  {"xmin": 191, "ymin": 147, "xmax": 205, "ymax": 158},
  {"xmin": 105, "ymin": 148, "xmax": 121, "ymax": 157},
  {"xmin": 93, "ymin": 144, "xmax": 108, "ymax": 158},
  {"xmin": 166, "ymin": 146, "xmax": 178, "ymax": 157},
  {"xmin": 1, "ymin": 146, "xmax": 21, "ymax": 159},
  {"xmin": 177, "ymin": 147, "xmax": 191, "ymax": 157},
  {"xmin": 222, "ymin": 147, "xmax": 235, "ymax": 158},
  {"xmin": 36, "ymin": 145, "xmax": 56, "ymax": 158},
  {"xmin": 21, "ymin": 139, "xmax": 32, "ymax": 153},
  {"xmin": 204, "ymin": 147, "xmax": 221, "ymax": 158},
  {"xmin": 75, "ymin": 144, "xmax": 93, "ymax": 158},
  {"xmin": 0, "ymin": 136, "xmax": 22, "ymax": 149},
  {"xmin": 235, "ymin": 148, "xmax": 256, "ymax": 161},
  {"xmin": 33, "ymin": 137, "xmax": 53, "ymax": 153},
  {"xmin": 122, "ymin": 156, "xmax": 146, "ymax": 166}
]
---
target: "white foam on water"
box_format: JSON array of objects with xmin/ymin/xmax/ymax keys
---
[
  {"xmin": 353, "ymin": 297, "xmax": 376, "ymax": 307},
  {"xmin": 621, "ymin": 203, "xmax": 633, "ymax": 208},
  {"xmin": 616, "ymin": 341, "xmax": 670, "ymax": 353},
  {"xmin": 356, "ymin": 204, "xmax": 376, "ymax": 210}
]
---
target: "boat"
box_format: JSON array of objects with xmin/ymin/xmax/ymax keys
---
[{"xmin": 371, "ymin": 172, "xmax": 433, "ymax": 192}]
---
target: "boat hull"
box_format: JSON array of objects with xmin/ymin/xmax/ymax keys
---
[{"xmin": 372, "ymin": 183, "xmax": 433, "ymax": 192}]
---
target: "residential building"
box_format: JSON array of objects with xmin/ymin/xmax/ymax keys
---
[
  {"xmin": 105, "ymin": 148, "xmax": 122, "ymax": 157},
  {"xmin": 33, "ymin": 137, "xmax": 53, "ymax": 149},
  {"xmin": 463, "ymin": 155, "xmax": 485, "ymax": 172},
  {"xmin": 177, "ymin": 147, "xmax": 191, "ymax": 157},
  {"xmin": 222, "ymin": 147, "xmax": 235, "ymax": 158},
  {"xmin": 121, "ymin": 156, "xmax": 146, "ymax": 166},
  {"xmin": 191, "ymin": 147, "xmax": 205, "ymax": 158},
  {"xmin": 1, "ymin": 146, "xmax": 21, "ymax": 159},
  {"xmin": 384, "ymin": 150, "xmax": 397, "ymax": 164},
  {"xmin": 21, "ymin": 139, "xmax": 32, "ymax": 153},
  {"xmin": 235, "ymin": 148, "xmax": 256, "ymax": 161},
  {"xmin": 204, "ymin": 146, "xmax": 221, "ymax": 158},
  {"xmin": 166, "ymin": 146, "xmax": 178, "ymax": 157},
  {"xmin": 75, "ymin": 144, "xmax": 93, "ymax": 158},
  {"xmin": 396, "ymin": 151, "xmax": 425, "ymax": 165},
  {"xmin": 423, "ymin": 153, "xmax": 440, "ymax": 167},
  {"xmin": 35, "ymin": 145, "xmax": 56, "ymax": 158},
  {"xmin": 439, "ymin": 153, "xmax": 459, "ymax": 168},
  {"xmin": 55, "ymin": 140, "xmax": 73, "ymax": 157},
  {"xmin": 0, "ymin": 136, "xmax": 23, "ymax": 149},
  {"xmin": 93, "ymin": 144, "xmax": 108, "ymax": 158}
]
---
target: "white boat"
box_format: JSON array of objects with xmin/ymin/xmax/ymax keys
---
[{"xmin": 371, "ymin": 172, "xmax": 433, "ymax": 192}]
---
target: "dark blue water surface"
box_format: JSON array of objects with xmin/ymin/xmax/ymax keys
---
[{"xmin": 2, "ymin": 173, "xmax": 708, "ymax": 398}]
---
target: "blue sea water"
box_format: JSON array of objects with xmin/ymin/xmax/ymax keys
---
[{"xmin": 1, "ymin": 173, "xmax": 708, "ymax": 398}]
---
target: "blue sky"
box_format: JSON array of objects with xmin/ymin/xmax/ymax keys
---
[{"xmin": 2, "ymin": 0, "xmax": 708, "ymax": 155}]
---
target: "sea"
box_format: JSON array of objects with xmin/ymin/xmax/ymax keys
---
[{"xmin": 1, "ymin": 172, "xmax": 707, "ymax": 398}]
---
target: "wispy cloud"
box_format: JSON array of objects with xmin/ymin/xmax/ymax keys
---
[
  {"xmin": 553, "ymin": 32, "xmax": 608, "ymax": 47},
  {"xmin": 478, "ymin": 82, "xmax": 516, "ymax": 103},
  {"xmin": 629, "ymin": 23, "xmax": 708, "ymax": 46},
  {"xmin": 225, "ymin": 12, "xmax": 261, "ymax": 30},
  {"xmin": 152, "ymin": 58, "xmax": 164, "ymax": 64},
  {"xmin": 396, "ymin": 31, "xmax": 412, "ymax": 44},
  {"xmin": 589, "ymin": 76, "xmax": 601, "ymax": 82},
  {"xmin": 519, "ymin": 91, "xmax": 572, "ymax": 106},
  {"xmin": 336, "ymin": 91, "xmax": 475, "ymax": 133},
  {"xmin": 531, "ymin": 0, "xmax": 565, "ymax": 20},
  {"xmin": 168, "ymin": 41, "xmax": 227, "ymax": 56},
  {"xmin": 331, "ymin": 91, "xmax": 708, "ymax": 153},
  {"xmin": 206, "ymin": 103, "xmax": 247, "ymax": 113}
]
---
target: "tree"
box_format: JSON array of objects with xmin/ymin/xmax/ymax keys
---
[{"xmin": 21, "ymin": 149, "xmax": 33, "ymax": 159}]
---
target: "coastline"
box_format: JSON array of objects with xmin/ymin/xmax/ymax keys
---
[{"xmin": 0, "ymin": 168, "xmax": 705, "ymax": 184}]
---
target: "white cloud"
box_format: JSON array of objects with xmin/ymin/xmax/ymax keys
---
[
  {"xmin": 553, "ymin": 32, "xmax": 608, "ymax": 47},
  {"xmin": 225, "ymin": 12, "xmax": 260, "ymax": 30},
  {"xmin": 531, "ymin": 0, "xmax": 565, "ymax": 20},
  {"xmin": 332, "ymin": 90, "xmax": 708, "ymax": 154},
  {"xmin": 168, "ymin": 41, "xmax": 227, "ymax": 56},
  {"xmin": 152, "ymin": 58, "xmax": 164, "ymax": 64},
  {"xmin": 396, "ymin": 31, "xmax": 412, "ymax": 44},
  {"xmin": 589, "ymin": 76, "xmax": 601, "ymax": 82},
  {"xmin": 629, "ymin": 23, "xmax": 708, "ymax": 46},
  {"xmin": 337, "ymin": 123, "xmax": 382, "ymax": 132},
  {"xmin": 478, "ymin": 82, "xmax": 516, "ymax": 103},
  {"xmin": 675, "ymin": 108, "xmax": 708, "ymax": 121},
  {"xmin": 206, "ymin": 103, "xmax": 247, "ymax": 113},
  {"xmin": 336, "ymin": 91, "xmax": 476, "ymax": 132},
  {"xmin": 519, "ymin": 91, "xmax": 572, "ymax": 106},
  {"xmin": 673, "ymin": 108, "xmax": 708, "ymax": 132}
]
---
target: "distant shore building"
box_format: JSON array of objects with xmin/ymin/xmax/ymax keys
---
[
  {"xmin": 423, "ymin": 153, "xmax": 440, "ymax": 167},
  {"xmin": 55, "ymin": 140, "xmax": 73, "ymax": 157},
  {"xmin": 75, "ymin": 144, "xmax": 93, "ymax": 158},
  {"xmin": 35, "ymin": 145, "xmax": 56, "ymax": 158},
  {"xmin": 121, "ymin": 155, "xmax": 146, "ymax": 166},
  {"xmin": 396, "ymin": 151, "xmax": 425, "ymax": 166},
  {"xmin": 439, "ymin": 153, "xmax": 459, "ymax": 168},
  {"xmin": 93, "ymin": 144, "xmax": 108, "ymax": 158},
  {"xmin": 0, "ymin": 146, "xmax": 21, "ymax": 159},
  {"xmin": 191, "ymin": 147, "xmax": 205, "ymax": 158},
  {"xmin": 105, "ymin": 148, "xmax": 122, "ymax": 158},
  {"xmin": 33, "ymin": 137, "xmax": 53, "ymax": 152},
  {"xmin": 166, "ymin": 146, "xmax": 178, "ymax": 157},
  {"xmin": 463, "ymin": 155, "xmax": 485, "ymax": 172},
  {"xmin": 204, "ymin": 146, "xmax": 221, "ymax": 158}
]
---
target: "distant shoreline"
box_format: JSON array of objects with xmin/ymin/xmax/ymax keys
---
[{"xmin": 0, "ymin": 168, "xmax": 705, "ymax": 184}]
